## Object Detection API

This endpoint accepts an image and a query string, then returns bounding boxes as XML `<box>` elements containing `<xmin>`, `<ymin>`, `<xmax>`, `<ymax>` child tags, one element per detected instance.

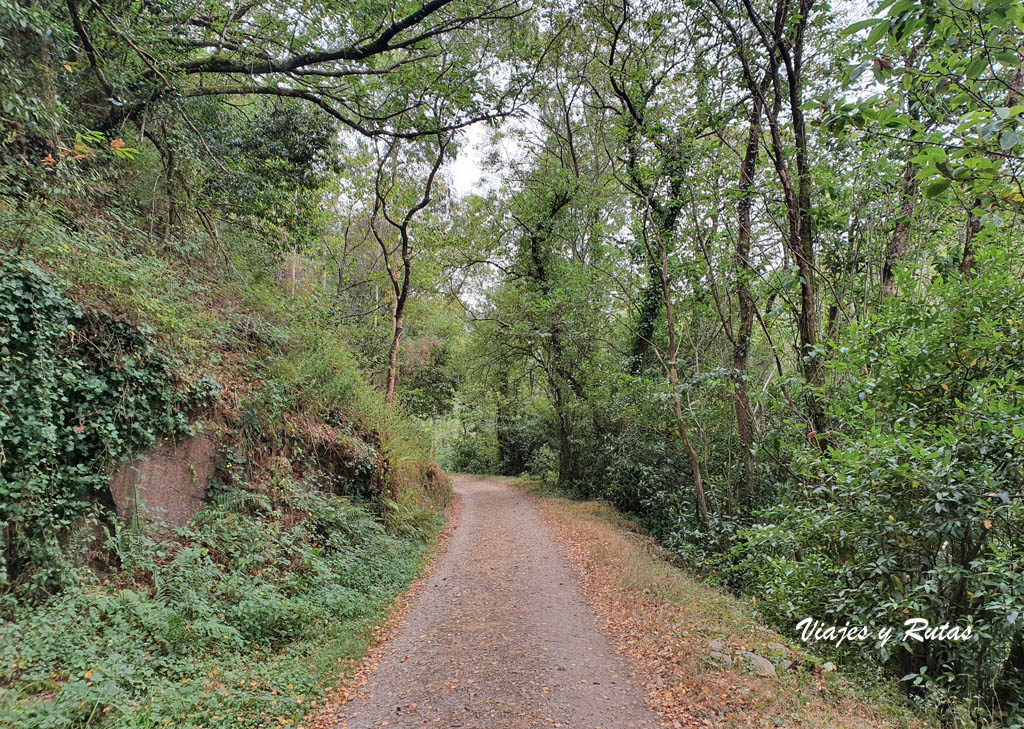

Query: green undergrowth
<box><xmin>7</xmin><ymin>202</ymin><xmax>427</xmax><ymax>461</ymax></box>
<box><xmin>1</xmin><ymin>154</ymin><xmax>451</xmax><ymax>728</ymax></box>
<box><xmin>16</xmin><ymin>215</ymin><xmax>389</xmax><ymax>426</ymax></box>
<box><xmin>0</xmin><ymin>475</ymin><xmax>442</xmax><ymax>729</ymax></box>
<box><xmin>2</xmin><ymin>200</ymin><xmax>444</xmax><ymax>547</ymax></box>
<box><xmin>512</xmin><ymin>476</ymin><xmax>931</xmax><ymax>728</ymax></box>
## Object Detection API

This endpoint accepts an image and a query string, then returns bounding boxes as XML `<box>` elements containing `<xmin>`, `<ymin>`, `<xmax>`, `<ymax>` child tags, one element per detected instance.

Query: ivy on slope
<box><xmin>0</xmin><ymin>252</ymin><xmax>218</xmax><ymax>591</ymax></box>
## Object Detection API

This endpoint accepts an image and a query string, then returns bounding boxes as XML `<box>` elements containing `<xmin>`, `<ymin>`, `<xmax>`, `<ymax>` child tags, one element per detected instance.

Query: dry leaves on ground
<box><xmin>529</xmin><ymin>493</ymin><xmax>923</xmax><ymax>729</ymax></box>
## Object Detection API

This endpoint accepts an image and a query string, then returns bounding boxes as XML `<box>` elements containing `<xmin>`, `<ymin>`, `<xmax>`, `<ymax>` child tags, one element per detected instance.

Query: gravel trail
<box><xmin>329</xmin><ymin>476</ymin><xmax>660</xmax><ymax>729</ymax></box>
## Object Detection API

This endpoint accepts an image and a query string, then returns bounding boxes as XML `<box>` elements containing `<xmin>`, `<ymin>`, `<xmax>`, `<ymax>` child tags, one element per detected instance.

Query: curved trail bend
<box><xmin>330</xmin><ymin>476</ymin><xmax>659</xmax><ymax>729</ymax></box>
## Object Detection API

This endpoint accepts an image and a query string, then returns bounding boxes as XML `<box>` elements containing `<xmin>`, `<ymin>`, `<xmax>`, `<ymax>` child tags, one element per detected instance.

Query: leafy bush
<box><xmin>447</xmin><ymin>428</ymin><xmax>499</xmax><ymax>474</ymax></box>
<box><xmin>496</xmin><ymin>408</ymin><xmax>550</xmax><ymax>476</ymax></box>
<box><xmin>198</xmin><ymin>98</ymin><xmax>342</xmax><ymax>245</ymax></box>
<box><xmin>526</xmin><ymin>445</ymin><xmax>559</xmax><ymax>488</ymax></box>
<box><xmin>729</xmin><ymin>252</ymin><xmax>1024</xmax><ymax>722</ymax></box>
<box><xmin>0</xmin><ymin>476</ymin><xmax>439</xmax><ymax>729</ymax></box>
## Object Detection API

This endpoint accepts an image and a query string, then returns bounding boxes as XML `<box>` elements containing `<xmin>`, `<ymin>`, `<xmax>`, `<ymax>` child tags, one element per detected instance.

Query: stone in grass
<box><xmin>709</xmin><ymin>650</ymin><xmax>733</xmax><ymax>666</ymax></box>
<box><xmin>740</xmin><ymin>651</ymin><xmax>777</xmax><ymax>677</ymax></box>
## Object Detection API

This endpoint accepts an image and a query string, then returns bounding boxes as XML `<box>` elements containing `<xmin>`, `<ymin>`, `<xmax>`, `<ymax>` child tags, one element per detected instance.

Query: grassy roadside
<box><xmin>305</xmin><ymin>484</ymin><xmax>463</xmax><ymax>729</ymax></box>
<box><xmin>516</xmin><ymin>478</ymin><xmax>932</xmax><ymax>729</ymax></box>
<box><xmin>0</xmin><ymin>481</ymin><xmax>449</xmax><ymax>729</ymax></box>
<box><xmin>1</xmin><ymin>222</ymin><xmax>452</xmax><ymax>728</ymax></box>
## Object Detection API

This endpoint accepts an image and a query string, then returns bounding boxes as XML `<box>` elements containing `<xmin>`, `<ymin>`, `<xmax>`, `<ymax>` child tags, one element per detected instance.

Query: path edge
<box><xmin>304</xmin><ymin>485</ymin><xmax>464</xmax><ymax>728</ymax></box>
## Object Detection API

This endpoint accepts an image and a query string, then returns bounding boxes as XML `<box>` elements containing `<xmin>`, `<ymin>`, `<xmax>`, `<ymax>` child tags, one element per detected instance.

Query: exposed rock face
<box><xmin>110</xmin><ymin>434</ymin><xmax>217</xmax><ymax>527</ymax></box>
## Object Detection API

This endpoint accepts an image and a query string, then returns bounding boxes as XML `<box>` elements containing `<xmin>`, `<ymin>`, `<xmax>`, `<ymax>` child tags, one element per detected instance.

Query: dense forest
<box><xmin>2</xmin><ymin>0</ymin><xmax>1023</xmax><ymax>725</ymax></box>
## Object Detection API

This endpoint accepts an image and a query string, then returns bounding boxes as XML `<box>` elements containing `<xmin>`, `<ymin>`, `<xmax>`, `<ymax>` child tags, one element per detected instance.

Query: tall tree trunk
<box><xmin>758</xmin><ymin>0</ymin><xmax>827</xmax><ymax>437</ymax></box>
<box><xmin>524</xmin><ymin>187</ymin><xmax>580</xmax><ymax>483</ymax></box>
<box><xmin>372</xmin><ymin>135</ymin><xmax>447</xmax><ymax>405</ymax></box>
<box><xmin>766</xmin><ymin>114</ymin><xmax>825</xmax><ymax>435</ymax></box>
<box><xmin>629</xmin><ymin>262</ymin><xmax>663</xmax><ymax>374</ymax></box>
<box><xmin>649</xmin><ymin>215</ymin><xmax>710</xmax><ymax>529</ymax></box>
<box><xmin>384</xmin><ymin>231</ymin><xmax>412</xmax><ymax>405</ymax></box>
<box><xmin>882</xmin><ymin>158</ymin><xmax>919</xmax><ymax>296</ymax></box>
<box><xmin>385</xmin><ymin>313</ymin><xmax>403</xmax><ymax>405</ymax></box>
<box><xmin>882</xmin><ymin>70</ymin><xmax>921</xmax><ymax>297</ymax></box>
<box><xmin>791</xmin><ymin>45</ymin><xmax>826</xmax><ymax>436</ymax></box>
<box><xmin>667</xmin><ymin>362</ymin><xmax>710</xmax><ymax>527</ymax></box>
<box><xmin>960</xmin><ymin>208</ymin><xmax>982</xmax><ymax>280</ymax></box>
<box><xmin>731</xmin><ymin>83</ymin><xmax>766</xmax><ymax>507</ymax></box>
<box><xmin>553</xmin><ymin>388</ymin><xmax>577</xmax><ymax>486</ymax></box>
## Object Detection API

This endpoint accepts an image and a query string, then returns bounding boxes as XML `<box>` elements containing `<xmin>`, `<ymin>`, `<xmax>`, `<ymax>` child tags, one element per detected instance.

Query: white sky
<box><xmin>448</xmin><ymin>123</ymin><xmax>491</xmax><ymax>197</ymax></box>
<box><xmin>447</xmin><ymin>117</ymin><xmax>534</xmax><ymax>198</ymax></box>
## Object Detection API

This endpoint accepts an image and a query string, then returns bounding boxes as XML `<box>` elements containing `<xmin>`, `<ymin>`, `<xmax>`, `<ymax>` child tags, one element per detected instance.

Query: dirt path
<box><xmin>327</xmin><ymin>477</ymin><xmax>660</xmax><ymax>729</ymax></box>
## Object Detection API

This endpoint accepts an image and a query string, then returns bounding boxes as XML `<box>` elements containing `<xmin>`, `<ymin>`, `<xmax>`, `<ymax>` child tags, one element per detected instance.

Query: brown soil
<box><xmin>322</xmin><ymin>477</ymin><xmax>661</xmax><ymax>729</ymax></box>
